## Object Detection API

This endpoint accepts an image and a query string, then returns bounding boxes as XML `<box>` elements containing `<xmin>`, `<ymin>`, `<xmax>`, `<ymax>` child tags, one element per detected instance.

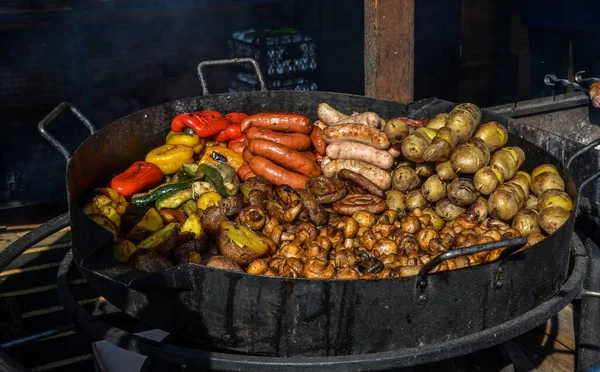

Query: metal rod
<box><xmin>38</xmin><ymin>102</ymin><xmax>96</xmax><ymax>161</ymax></box>
<box><xmin>0</xmin><ymin>214</ymin><xmax>70</xmax><ymax>272</ymax></box>
<box><xmin>566</xmin><ymin>138</ymin><xmax>600</xmax><ymax>170</ymax></box>
<box><xmin>582</xmin><ymin>290</ymin><xmax>600</xmax><ymax>298</ymax></box>
<box><xmin>0</xmin><ymin>324</ymin><xmax>74</xmax><ymax>349</ymax></box>
<box><xmin>417</xmin><ymin>237</ymin><xmax>528</xmax><ymax>286</ymax></box>
<box><xmin>197</xmin><ymin>58</ymin><xmax>266</xmax><ymax>96</ymax></box>
<box><xmin>544</xmin><ymin>74</ymin><xmax>590</xmax><ymax>93</ymax></box>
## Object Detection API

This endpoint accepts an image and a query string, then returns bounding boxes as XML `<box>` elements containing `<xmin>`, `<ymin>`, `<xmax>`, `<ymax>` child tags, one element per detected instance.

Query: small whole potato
<box><xmin>421</xmin><ymin>175</ymin><xmax>447</xmax><ymax>202</ymax></box>
<box><xmin>531</xmin><ymin>171</ymin><xmax>566</xmax><ymax>197</ymax></box>
<box><xmin>473</xmin><ymin>121</ymin><xmax>508</xmax><ymax>153</ymax></box>
<box><xmin>512</xmin><ymin>208</ymin><xmax>540</xmax><ymax>237</ymax></box>
<box><xmin>426</xmin><ymin>113</ymin><xmax>449</xmax><ymax>130</ymax></box>
<box><xmin>488</xmin><ymin>184</ymin><xmax>522</xmax><ymax>221</ymax></box>
<box><xmin>538</xmin><ymin>189</ymin><xmax>573</xmax><ymax>212</ymax></box>
<box><xmin>538</xmin><ymin>206</ymin><xmax>571</xmax><ymax>234</ymax></box>
<box><xmin>435</xmin><ymin>198</ymin><xmax>467</xmax><ymax>221</ymax></box>
<box><xmin>532</xmin><ymin>164</ymin><xmax>559</xmax><ymax>179</ymax></box>
<box><xmin>468</xmin><ymin>196</ymin><xmax>489</xmax><ymax>223</ymax></box>
<box><xmin>385</xmin><ymin>190</ymin><xmax>407</xmax><ymax>212</ymax></box>
<box><xmin>447</xmin><ymin>178</ymin><xmax>479</xmax><ymax>207</ymax></box>
<box><xmin>436</xmin><ymin>161</ymin><xmax>458</xmax><ymax>181</ymax></box>
<box><xmin>384</xmin><ymin>118</ymin><xmax>410</xmax><ymax>150</ymax></box>
<box><xmin>450</xmin><ymin>138</ymin><xmax>490</xmax><ymax>174</ymax></box>
<box><xmin>525</xmin><ymin>194</ymin><xmax>539</xmax><ymax>210</ymax></box>
<box><xmin>474</xmin><ymin>166</ymin><xmax>501</xmax><ymax>195</ymax></box>
<box><xmin>391</xmin><ymin>163</ymin><xmax>421</xmax><ymax>192</ymax></box>
<box><xmin>416</xmin><ymin>162</ymin><xmax>436</xmax><ymax>178</ymax></box>
<box><xmin>406</xmin><ymin>190</ymin><xmax>429</xmax><ymax>211</ymax></box>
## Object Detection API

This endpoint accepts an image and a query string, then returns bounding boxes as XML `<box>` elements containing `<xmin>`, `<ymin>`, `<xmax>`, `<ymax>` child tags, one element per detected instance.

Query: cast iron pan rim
<box><xmin>59</xmin><ymin>236</ymin><xmax>587</xmax><ymax>370</ymax></box>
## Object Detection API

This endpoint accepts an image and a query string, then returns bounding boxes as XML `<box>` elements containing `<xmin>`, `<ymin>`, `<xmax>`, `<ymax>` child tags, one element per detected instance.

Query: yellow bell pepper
<box><xmin>165</xmin><ymin>130</ymin><xmax>201</xmax><ymax>147</ymax></box>
<box><xmin>193</xmin><ymin>138</ymin><xmax>206</xmax><ymax>154</ymax></box>
<box><xmin>198</xmin><ymin>147</ymin><xmax>244</xmax><ymax>171</ymax></box>
<box><xmin>145</xmin><ymin>144</ymin><xmax>194</xmax><ymax>175</ymax></box>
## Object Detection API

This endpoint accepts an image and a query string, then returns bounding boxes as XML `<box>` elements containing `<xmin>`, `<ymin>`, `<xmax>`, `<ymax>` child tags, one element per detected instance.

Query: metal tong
<box><xmin>544</xmin><ymin>74</ymin><xmax>590</xmax><ymax>93</ymax></box>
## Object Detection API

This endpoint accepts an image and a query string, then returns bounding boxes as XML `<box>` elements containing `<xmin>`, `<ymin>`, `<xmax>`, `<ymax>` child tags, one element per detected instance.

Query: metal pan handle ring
<box><xmin>414</xmin><ymin>237</ymin><xmax>528</xmax><ymax>304</ymax></box>
<box><xmin>565</xmin><ymin>137</ymin><xmax>600</xmax><ymax>212</ymax></box>
<box><xmin>197</xmin><ymin>58</ymin><xmax>267</xmax><ymax>96</ymax></box>
<box><xmin>38</xmin><ymin>102</ymin><xmax>96</xmax><ymax>161</ymax></box>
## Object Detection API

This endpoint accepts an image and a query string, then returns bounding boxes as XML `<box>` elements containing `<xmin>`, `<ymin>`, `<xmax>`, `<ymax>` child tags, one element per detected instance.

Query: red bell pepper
<box><xmin>170</xmin><ymin>111</ymin><xmax>230</xmax><ymax>137</ymax></box>
<box><xmin>225</xmin><ymin>112</ymin><xmax>248</xmax><ymax>124</ymax></box>
<box><xmin>214</xmin><ymin>123</ymin><xmax>243</xmax><ymax>142</ymax></box>
<box><xmin>110</xmin><ymin>161</ymin><xmax>164</xmax><ymax>197</ymax></box>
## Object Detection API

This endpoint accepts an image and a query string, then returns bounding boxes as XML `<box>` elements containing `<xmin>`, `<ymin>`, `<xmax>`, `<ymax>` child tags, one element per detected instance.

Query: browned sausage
<box><xmin>248</xmin><ymin>156</ymin><xmax>308</xmax><ymax>188</ymax></box>
<box><xmin>322</xmin><ymin>159</ymin><xmax>392</xmax><ymax>190</ymax></box>
<box><xmin>237</xmin><ymin>163</ymin><xmax>256</xmax><ymax>181</ymax></box>
<box><xmin>242</xmin><ymin>147</ymin><xmax>254</xmax><ymax>163</ymax></box>
<box><xmin>241</xmin><ymin>113</ymin><xmax>312</xmax><ymax>134</ymax></box>
<box><xmin>322</xmin><ymin>124</ymin><xmax>390</xmax><ymax>149</ymax></box>
<box><xmin>247</xmin><ymin>139</ymin><xmax>321</xmax><ymax>177</ymax></box>
<box><xmin>325</xmin><ymin>141</ymin><xmax>394</xmax><ymax>169</ymax></box>
<box><xmin>244</xmin><ymin>127</ymin><xmax>312</xmax><ymax>151</ymax></box>
<box><xmin>310</xmin><ymin>125</ymin><xmax>327</xmax><ymax>155</ymax></box>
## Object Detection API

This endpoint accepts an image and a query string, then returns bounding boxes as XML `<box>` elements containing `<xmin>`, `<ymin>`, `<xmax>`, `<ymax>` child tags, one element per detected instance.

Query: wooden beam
<box><xmin>364</xmin><ymin>0</ymin><xmax>415</xmax><ymax>102</ymax></box>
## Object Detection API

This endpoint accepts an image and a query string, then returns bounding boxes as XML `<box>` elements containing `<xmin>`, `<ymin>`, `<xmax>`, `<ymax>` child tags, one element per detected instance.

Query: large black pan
<box><xmin>38</xmin><ymin>65</ymin><xmax>581</xmax><ymax>358</ymax></box>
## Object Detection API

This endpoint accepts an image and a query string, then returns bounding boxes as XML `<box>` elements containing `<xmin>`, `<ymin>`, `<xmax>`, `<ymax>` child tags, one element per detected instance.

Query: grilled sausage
<box><xmin>244</xmin><ymin>127</ymin><xmax>311</xmax><ymax>151</ymax></box>
<box><xmin>310</xmin><ymin>125</ymin><xmax>327</xmax><ymax>155</ymax></box>
<box><xmin>317</xmin><ymin>103</ymin><xmax>349</xmax><ymax>125</ymax></box>
<box><xmin>248</xmin><ymin>156</ymin><xmax>308</xmax><ymax>189</ymax></box>
<box><xmin>323</xmin><ymin>124</ymin><xmax>390</xmax><ymax>149</ymax></box>
<box><xmin>237</xmin><ymin>163</ymin><xmax>256</xmax><ymax>181</ymax></box>
<box><xmin>322</xmin><ymin>159</ymin><xmax>392</xmax><ymax>190</ymax></box>
<box><xmin>330</xmin><ymin>112</ymin><xmax>381</xmax><ymax>128</ymax></box>
<box><xmin>247</xmin><ymin>139</ymin><xmax>321</xmax><ymax>177</ymax></box>
<box><xmin>241</xmin><ymin>113</ymin><xmax>312</xmax><ymax>134</ymax></box>
<box><xmin>242</xmin><ymin>147</ymin><xmax>254</xmax><ymax>163</ymax></box>
<box><xmin>325</xmin><ymin>142</ymin><xmax>394</xmax><ymax>169</ymax></box>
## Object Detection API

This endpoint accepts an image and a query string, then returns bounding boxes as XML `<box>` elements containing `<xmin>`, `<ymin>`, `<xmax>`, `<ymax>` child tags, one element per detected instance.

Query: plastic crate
<box><xmin>228</xmin><ymin>28</ymin><xmax>318</xmax><ymax>92</ymax></box>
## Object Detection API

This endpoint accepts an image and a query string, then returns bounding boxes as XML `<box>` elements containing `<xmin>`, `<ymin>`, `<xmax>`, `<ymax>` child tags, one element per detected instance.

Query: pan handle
<box><xmin>565</xmin><ymin>137</ymin><xmax>600</xmax><ymax>212</ymax></box>
<box><xmin>414</xmin><ymin>237</ymin><xmax>528</xmax><ymax>304</ymax></box>
<box><xmin>197</xmin><ymin>58</ymin><xmax>267</xmax><ymax>95</ymax></box>
<box><xmin>38</xmin><ymin>102</ymin><xmax>96</xmax><ymax>161</ymax></box>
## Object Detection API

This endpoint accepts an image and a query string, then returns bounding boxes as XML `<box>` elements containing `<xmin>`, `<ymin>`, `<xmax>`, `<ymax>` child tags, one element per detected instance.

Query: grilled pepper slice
<box><xmin>199</xmin><ymin>147</ymin><xmax>244</xmax><ymax>171</ymax></box>
<box><xmin>145</xmin><ymin>144</ymin><xmax>194</xmax><ymax>175</ymax></box>
<box><xmin>109</xmin><ymin>161</ymin><xmax>164</xmax><ymax>197</ymax></box>
<box><xmin>225</xmin><ymin>112</ymin><xmax>248</xmax><ymax>124</ymax></box>
<box><xmin>171</xmin><ymin>111</ymin><xmax>230</xmax><ymax>138</ymax></box>
<box><xmin>131</xmin><ymin>179</ymin><xmax>195</xmax><ymax>205</ymax></box>
<box><xmin>165</xmin><ymin>130</ymin><xmax>201</xmax><ymax>147</ymax></box>
<box><xmin>214</xmin><ymin>123</ymin><xmax>243</xmax><ymax>142</ymax></box>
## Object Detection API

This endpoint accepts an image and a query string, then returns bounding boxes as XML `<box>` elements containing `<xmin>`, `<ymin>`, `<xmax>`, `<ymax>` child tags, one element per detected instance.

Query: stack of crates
<box><xmin>228</xmin><ymin>28</ymin><xmax>318</xmax><ymax>92</ymax></box>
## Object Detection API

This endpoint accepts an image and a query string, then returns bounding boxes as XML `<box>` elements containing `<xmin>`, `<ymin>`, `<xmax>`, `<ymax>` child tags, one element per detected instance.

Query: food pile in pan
<box><xmin>83</xmin><ymin>103</ymin><xmax>573</xmax><ymax>278</ymax></box>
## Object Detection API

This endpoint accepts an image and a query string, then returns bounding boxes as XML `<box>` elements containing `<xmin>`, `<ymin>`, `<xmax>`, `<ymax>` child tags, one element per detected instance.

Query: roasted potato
<box><xmin>113</xmin><ymin>239</ymin><xmax>137</xmax><ymax>263</ymax></box>
<box><xmin>401</xmin><ymin>128</ymin><xmax>436</xmax><ymax>163</ymax></box>
<box><xmin>473</xmin><ymin>121</ymin><xmax>508</xmax><ymax>152</ymax></box>
<box><xmin>447</xmin><ymin>178</ymin><xmax>479</xmax><ymax>207</ymax></box>
<box><xmin>445</xmin><ymin>103</ymin><xmax>482</xmax><ymax>143</ymax></box>
<box><xmin>435</xmin><ymin>198</ymin><xmax>466</xmax><ymax>221</ymax></box>
<box><xmin>538</xmin><ymin>206</ymin><xmax>570</xmax><ymax>234</ymax></box>
<box><xmin>421</xmin><ymin>175</ymin><xmax>446</xmax><ymax>203</ymax></box>
<box><xmin>218</xmin><ymin>221</ymin><xmax>269</xmax><ymax>265</ymax></box>
<box><xmin>450</xmin><ymin>137</ymin><xmax>490</xmax><ymax>174</ymax></box>
<box><xmin>384</xmin><ymin>118</ymin><xmax>410</xmax><ymax>150</ymax></box>
<box><xmin>88</xmin><ymin>214</ymin><xmax>120</xmax><ymax>241</ymax></box>
<box><xmin>391</xmin><ymin>163</ymin><xmax>421</xmax><ymax>192</ymax></box>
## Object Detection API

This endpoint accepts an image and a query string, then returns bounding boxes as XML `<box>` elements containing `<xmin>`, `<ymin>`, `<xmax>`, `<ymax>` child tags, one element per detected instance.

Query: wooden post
<box><xmin>364</xmin><ymin>0</ymin><xmax>415</xmax><ymax>102</ymax></box>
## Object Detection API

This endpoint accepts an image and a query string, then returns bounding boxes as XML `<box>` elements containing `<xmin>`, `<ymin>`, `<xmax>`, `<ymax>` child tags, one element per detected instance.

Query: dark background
<box><xmin>0</xmin><ymin>0</ymin><xmax>592</xmax><ymax>211</ymax></box>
